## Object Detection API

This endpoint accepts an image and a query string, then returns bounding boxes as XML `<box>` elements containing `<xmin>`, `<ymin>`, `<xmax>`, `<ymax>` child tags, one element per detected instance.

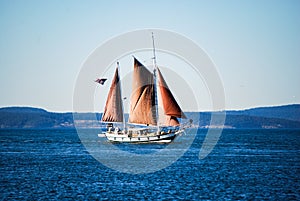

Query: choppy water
<box><xmin>0</xmin><ymin>129</ymin><xmax>299</xmax><ymax>200</ymax></box>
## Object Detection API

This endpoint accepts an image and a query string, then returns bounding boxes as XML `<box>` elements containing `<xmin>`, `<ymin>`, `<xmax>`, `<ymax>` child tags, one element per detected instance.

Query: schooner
<box><xmin>97</xmin><ymin>34</ymin><xmax>189</xmax><ymax>143</ymax></box>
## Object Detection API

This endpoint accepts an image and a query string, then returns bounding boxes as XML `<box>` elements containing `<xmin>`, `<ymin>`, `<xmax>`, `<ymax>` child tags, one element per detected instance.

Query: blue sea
<box><xmin>1</xmin><ymin>129</ymin><xmax>299</xmax><ymax>200</ymax></box>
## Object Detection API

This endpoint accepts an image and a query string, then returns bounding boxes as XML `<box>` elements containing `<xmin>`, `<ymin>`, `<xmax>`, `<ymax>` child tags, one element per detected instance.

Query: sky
<box><xmin>0</xmin><ymin>0</ymin><xmax>299</xmax><ymax>112</ymax></box>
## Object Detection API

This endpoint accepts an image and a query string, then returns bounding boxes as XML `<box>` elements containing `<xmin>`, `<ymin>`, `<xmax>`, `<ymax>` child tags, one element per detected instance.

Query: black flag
<box><xmin>95</xmin><ymin>78</ymin><xmax>107</xmax><ymax>85</ymax></box>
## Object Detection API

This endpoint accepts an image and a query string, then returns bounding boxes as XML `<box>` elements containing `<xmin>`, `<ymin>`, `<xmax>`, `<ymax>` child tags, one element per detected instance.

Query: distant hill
<box><xmin>0</xmin><ymin>107</ymin><xmax>73</xmax><ymax>129</ymax></box>
<box><xmin>186</xmin><ymin>109</ymin><xmax>300</xmax><ymax>129</ymax></box>
<box><xmin>0</xmin><ymin>105</ymin><xmax>299</xmax><ymax>129</ymax></box>
<box><xmin>226</xmin><ymin>104</ymin><xmax>300</xmax><ymax>122</ymax></box>
<box><xmin>0</xmin><ymin>107</ymin><xmax>48</xmax><ymax>114</ymax></box>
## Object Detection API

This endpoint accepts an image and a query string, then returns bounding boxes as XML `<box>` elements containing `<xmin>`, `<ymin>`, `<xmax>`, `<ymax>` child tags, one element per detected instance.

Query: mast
<box><xmin>152</xmin><ymin>32</ymin><xmax>160</xmax><ymax>132</ymax></box>
<box><xmin>152</xmin><ymin>32</ymin><xmax>157</xmax><ymax>70</ymax></box>
<box><xmin>117</xmin><ymin>61</ymin><xmax>126</xmax><ymax>133</ymax></box>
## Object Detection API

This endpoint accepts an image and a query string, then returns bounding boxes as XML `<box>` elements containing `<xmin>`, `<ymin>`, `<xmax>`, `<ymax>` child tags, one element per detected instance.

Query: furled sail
<box><xmin>129</xmin><ymin>58</ymin><xmax>157</xmax><ymax>125</ymax></box>
<box><xmin>157</xmin><ymin>67</ymin><xmax>186</xmax><ymax>126</ymax></box>
<box><xmin>101</xmin><ymin>67</ymin><xmax>123</xmax><ymax>122</ymax></box>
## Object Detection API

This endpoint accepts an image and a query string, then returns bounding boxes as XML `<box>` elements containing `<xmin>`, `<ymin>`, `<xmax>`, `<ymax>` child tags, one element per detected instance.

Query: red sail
<box><xmin>157</xmin><ymin>68</ymin><xmax>186</xmax><ymax>126</ymax></box>
<box><xmin>101</xmin><ymin>67</ymin><xmax>123</xmax><ymax>122</ymax></box>
<box><xmin>129</xmin><ymin>58</ymin><xmax>157</xmax><ymax>125</ymax></box>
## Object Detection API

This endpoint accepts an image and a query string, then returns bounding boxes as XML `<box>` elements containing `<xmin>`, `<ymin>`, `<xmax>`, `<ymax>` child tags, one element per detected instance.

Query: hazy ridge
<box><xmin>0</xmin><ymin>105</ymin><xmax>299</xmax><ymax>129</ymax></box>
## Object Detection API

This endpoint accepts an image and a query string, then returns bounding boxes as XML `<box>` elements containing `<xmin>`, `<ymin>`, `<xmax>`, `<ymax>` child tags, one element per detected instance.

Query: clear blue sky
<box><xmin>0</xmin><ymin>0</ymin><xmax>299</xmax><ymax>112</ymax></box>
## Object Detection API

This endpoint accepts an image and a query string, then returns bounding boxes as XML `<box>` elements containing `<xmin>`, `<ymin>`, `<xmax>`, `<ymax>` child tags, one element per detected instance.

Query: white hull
<box><xmin>98</xmin><ymin>129</ymin><xmax>184</xmax><ymax>143</ymax></box>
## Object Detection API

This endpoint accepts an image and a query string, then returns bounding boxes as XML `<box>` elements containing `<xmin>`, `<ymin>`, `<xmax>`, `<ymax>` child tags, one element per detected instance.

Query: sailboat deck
<box><xmin>103</xmin><ymin>128</ymin><xmax>183</xmax><ymax>143</ymax></box>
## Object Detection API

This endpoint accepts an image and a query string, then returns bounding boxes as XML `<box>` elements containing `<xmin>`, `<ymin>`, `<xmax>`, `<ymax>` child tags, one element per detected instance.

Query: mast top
<box><xmin>152</xmin><ymin>32</ymin><xmax>157</xmax><ymax>70</ymax></box>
